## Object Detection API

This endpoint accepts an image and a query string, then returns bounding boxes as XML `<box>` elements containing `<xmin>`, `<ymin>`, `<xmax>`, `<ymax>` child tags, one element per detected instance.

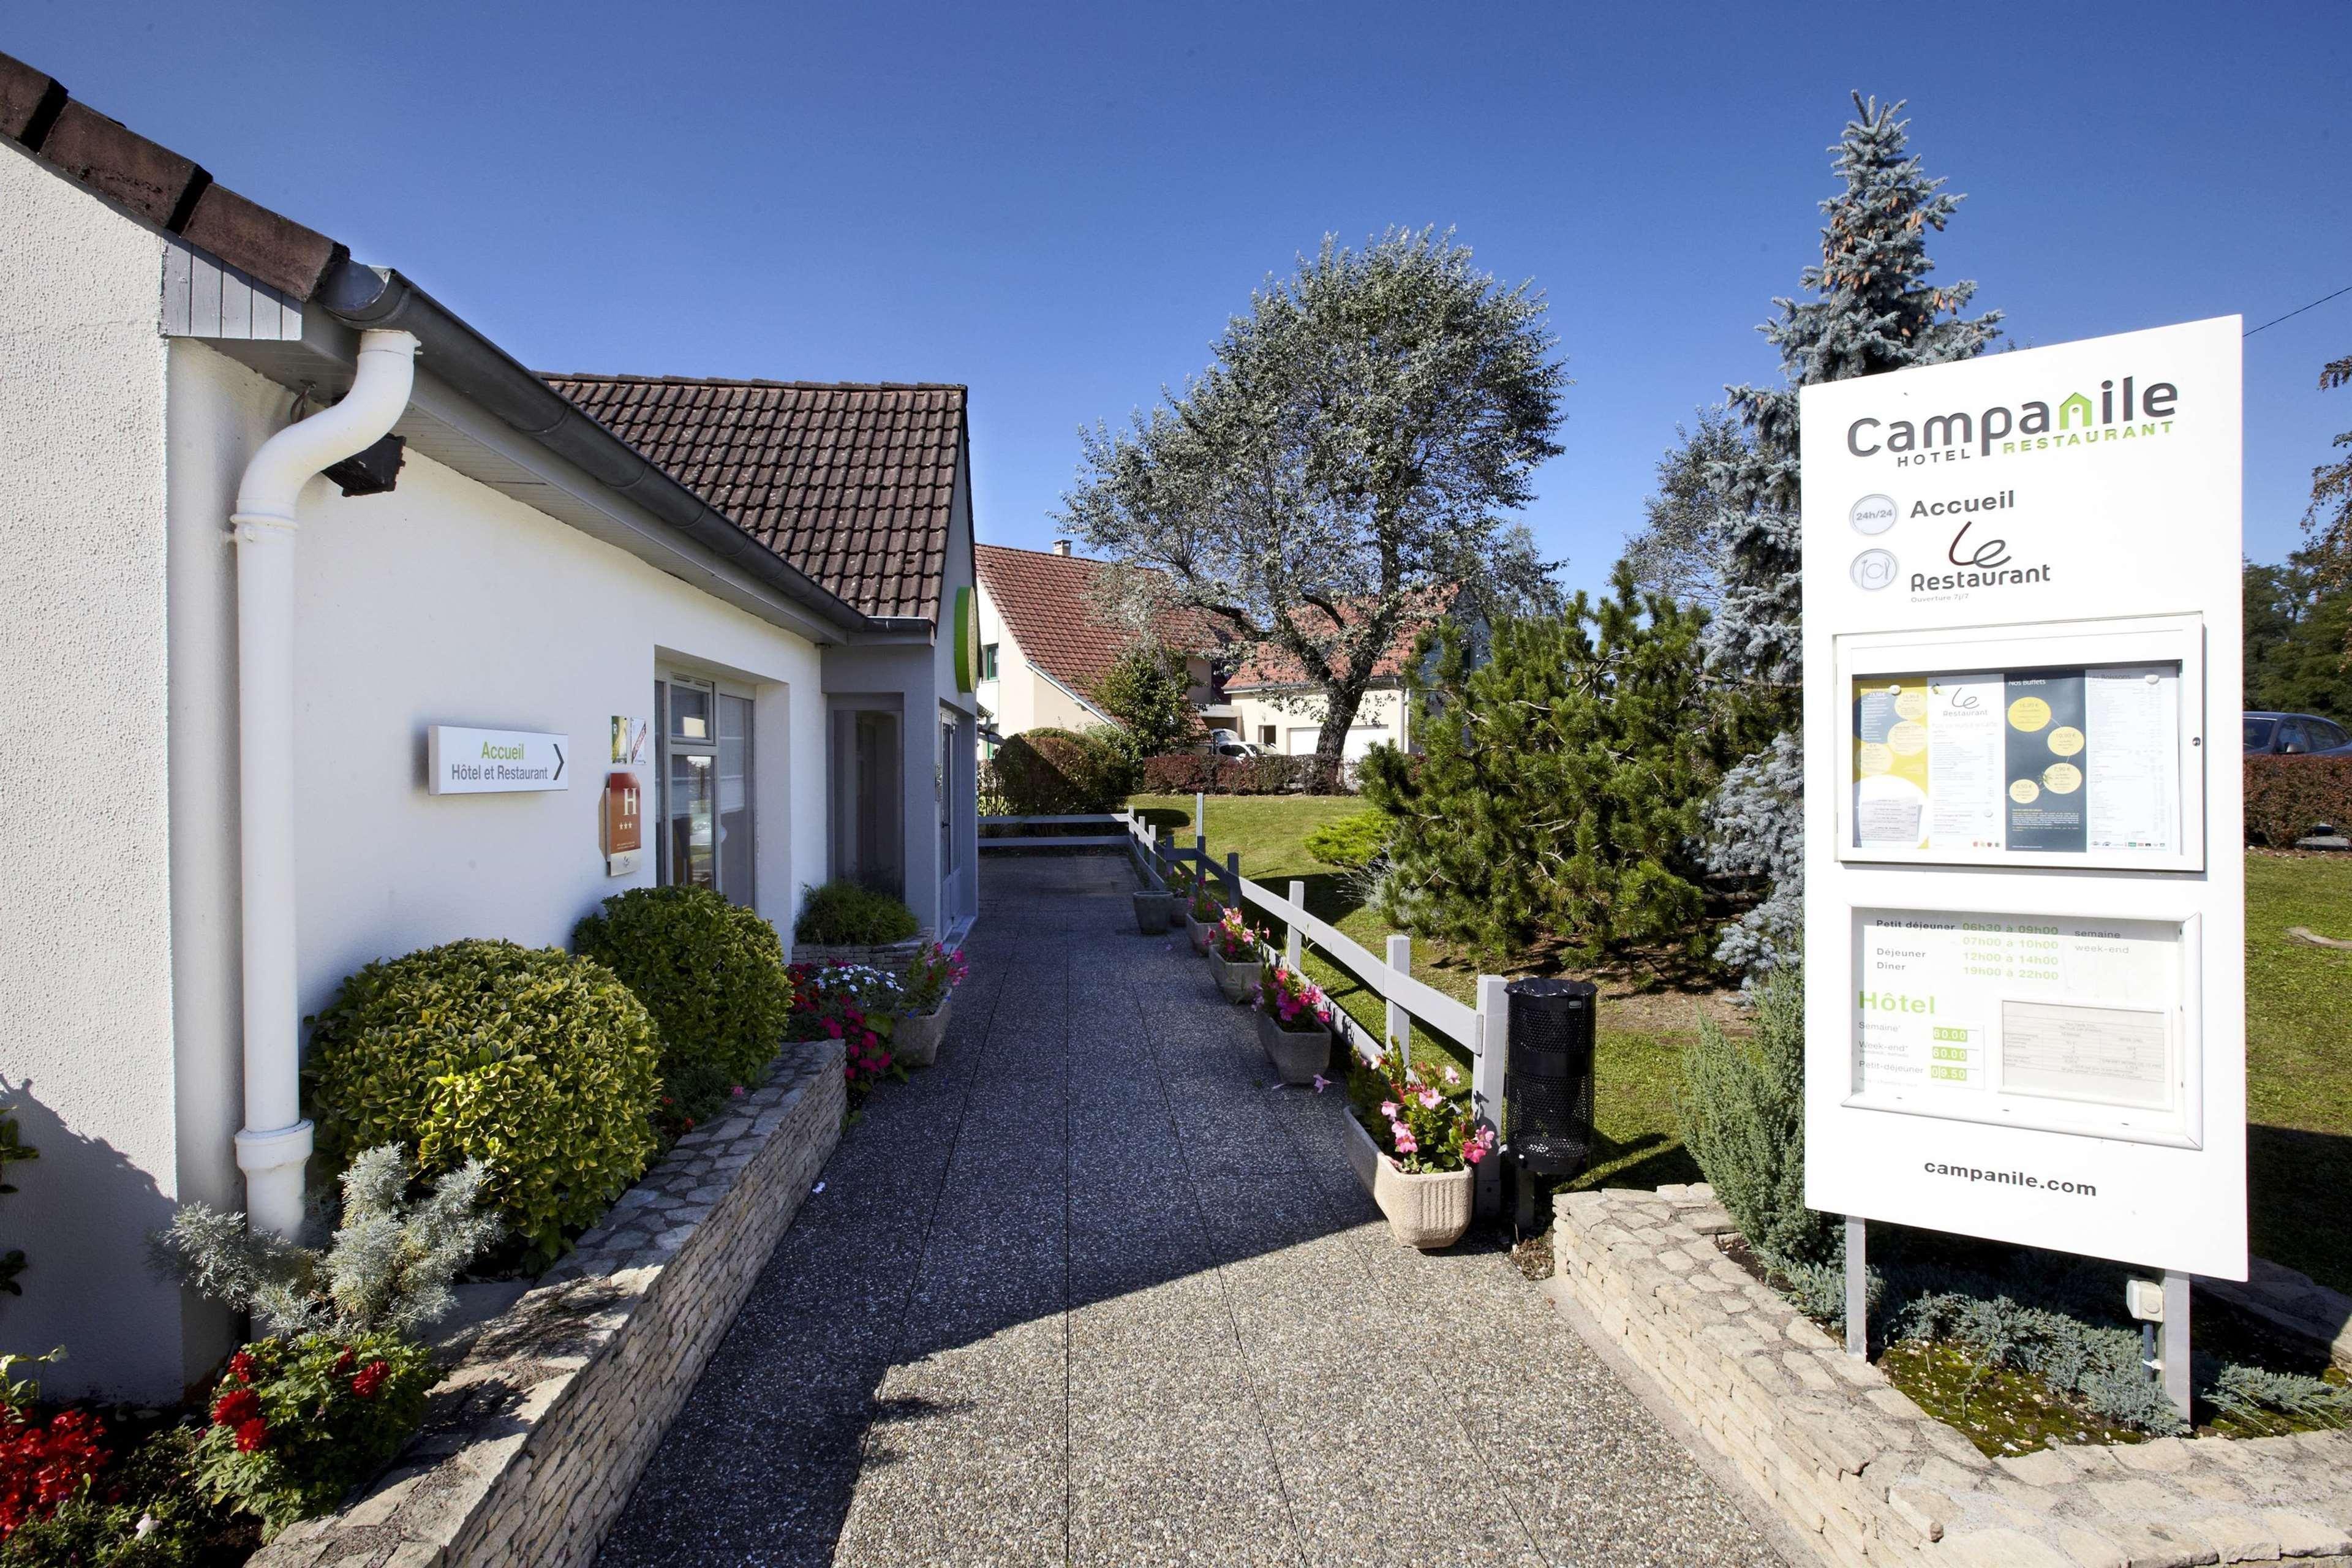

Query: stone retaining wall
<box><xmin>255</xmin><ymin>1039</ymin><xmax>846</xmax><ymax>1568</ymax></box>
<box><xmin>1551</xmin><ymin>1185</ymin><xmax>2352</xmax><ymax>1568</ymax></box>
<box><xmin>791</xmin><ymin>932</ymin><xmax>933</xmax><ymax>976</ymax></box>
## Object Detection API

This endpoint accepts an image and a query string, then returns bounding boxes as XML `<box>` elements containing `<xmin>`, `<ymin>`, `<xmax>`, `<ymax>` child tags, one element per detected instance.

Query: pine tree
<box><xmin>1702</xmin><ymin>95</ymin><xmax>2001</xmax><ymax>974</ymax></box>
<box><xmin>1360</xmin><ymin>564</ymin><xmax>1724</xmax><ymax>964</ymax></box>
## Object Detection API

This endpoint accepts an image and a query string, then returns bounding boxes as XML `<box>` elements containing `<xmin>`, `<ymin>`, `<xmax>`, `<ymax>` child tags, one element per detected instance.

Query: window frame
<box><xmin>655</xmin><ymin>670</ymin><xmax>756</xmax><ymax>905</ymax></box>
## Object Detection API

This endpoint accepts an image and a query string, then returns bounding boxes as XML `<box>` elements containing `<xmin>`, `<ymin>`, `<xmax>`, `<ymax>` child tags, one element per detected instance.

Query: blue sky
<box><xmin>14</xmin><ymin>2</ymin><xmax>2348</xmax><ymax>597</ymax></box>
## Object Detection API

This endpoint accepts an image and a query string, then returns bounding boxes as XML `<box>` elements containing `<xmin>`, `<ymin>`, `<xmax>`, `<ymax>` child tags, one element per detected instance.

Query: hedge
<box><xmin>1139</xmin><ymin>752</ymin><xmax>1351</xmax><ymax>796</ymax></box>
<box><xmin>573</xmin><ymin>884</ymin><xmax>794</xmax><ymax>1105</ymax></box>
<box><xmin>992</xmin><ymin>728</ymin><xmax>1133</xmax><ymax>813</ymax></box>
<box><xmin>2245</xmin><ymin>754</ymin><xmax>2352</xmax><ymax>846</ymax></box>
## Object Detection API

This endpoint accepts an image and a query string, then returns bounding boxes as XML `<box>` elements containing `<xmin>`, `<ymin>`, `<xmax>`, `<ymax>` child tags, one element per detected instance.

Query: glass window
<box><xmin>2280</xmin><ymin>720</ymin><xmax>2313</xmax><ymax>756</ymax></box>
<box><xmin>979</xmin><ymin>643</ymin><xmax>998</xmax><ymax>680</ymax></box>
<box><xmin>1258</xmin><ymin>725</ymin><xmax>1276</xmax><ymax>747</ymax></box>
<box><xmin>717</xmin><ymin>693</ymin><xmax>753</xmax><ymax>902</ymax></box>
<box><xmin>658</xmin><ymin>676</ymin><xmax>753</xmax><ymax>903</ymax></box>
<box><xmin>2243</xmin><ymin>716</ymin><xmax>2276</xmax><ymax>753</ymax></box>
<box><xmin>2313</xmin><ymin>720</ymin><xmax>2348</xmax><ymax>751</ymax></box>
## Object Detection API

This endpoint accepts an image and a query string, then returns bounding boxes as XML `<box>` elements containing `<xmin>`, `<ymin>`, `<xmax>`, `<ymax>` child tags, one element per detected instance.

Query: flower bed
<box><xmin>1550</xmin><ymin>1184</ymin><xmax>2352</xmax><ymax>1568</ymax></box>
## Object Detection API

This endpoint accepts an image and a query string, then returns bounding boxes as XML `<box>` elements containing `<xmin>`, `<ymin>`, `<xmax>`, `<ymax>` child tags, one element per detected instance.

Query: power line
<box><xmin>2244</xmin><ymin>284</ymin><xmax>2352</xmax><ymax>339</ymax></box>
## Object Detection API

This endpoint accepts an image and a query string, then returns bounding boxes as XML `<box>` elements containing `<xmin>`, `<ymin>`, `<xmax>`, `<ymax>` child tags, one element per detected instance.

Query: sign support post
<box><xmin>1844</xmin><ymin>1216</ymin><xmax>1868</xmax><ymax>1357</ymax></box>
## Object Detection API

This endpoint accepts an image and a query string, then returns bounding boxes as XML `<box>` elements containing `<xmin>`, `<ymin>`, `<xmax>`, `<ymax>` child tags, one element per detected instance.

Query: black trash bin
<box><xmin>1506</xmin><ymin>978</ymin><xmax>1596</xmax><ymax>1232</ymax></box>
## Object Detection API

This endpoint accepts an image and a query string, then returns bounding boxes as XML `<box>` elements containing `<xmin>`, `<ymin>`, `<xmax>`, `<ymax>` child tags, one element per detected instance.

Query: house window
<box><xmin>979</xmin><ymin>643</ymin><xmax>999</xmax><ymax>680</ymax></box>
<box><xmin>657</xmin><ymin>674</ymin><xmax>754</xmax><ymax>905</ymax></box>
<box><xmin>1259</xmin><ymin>725</ymin><xmax>1276</xmax><ymax>747</ymax></box>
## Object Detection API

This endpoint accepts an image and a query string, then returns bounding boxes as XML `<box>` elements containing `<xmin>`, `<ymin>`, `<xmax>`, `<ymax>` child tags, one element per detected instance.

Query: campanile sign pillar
<box><xmin>1800</xmin><ymin>317</ymin><xmax>2246</xmax><ymax>1415</ymax></box>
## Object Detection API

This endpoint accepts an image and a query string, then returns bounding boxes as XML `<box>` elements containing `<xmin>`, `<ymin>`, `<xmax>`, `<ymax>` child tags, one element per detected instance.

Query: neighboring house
<box><xmin>972</xmin><ymin>541</ymin><xmax>1223</xmax><ymax>749</ymax></box>
<box><xmin>1224</xmin><ymin>603</ymin><xmax>1450</xmax><ymax>761</ymax></box>
<box><xmin>0</xmin><ymin>53</ymin><xmax>978</xmax><ymax>1399</ymax></box>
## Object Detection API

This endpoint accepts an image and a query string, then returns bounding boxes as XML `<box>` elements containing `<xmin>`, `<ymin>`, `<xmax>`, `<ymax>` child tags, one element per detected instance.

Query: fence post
<box><xmin>1472</xmin><ymin>974</ymin><xmax>1508</xmax><ymax>1218</ymax></box>
<box><xmin>1195</xmin><ymin>790</ymin><xmax>1205</xmax><ymax>847</ymax></box>
<box><xmin>1224</xmin><ymin>851</ymin><xmax>1242</xmax><ymax>911</ymax></box>
<box><xmin>1385</xmin><ymin>935</ymin><xmax>1412</xmax><ymax>1071</ymax></box>
<box><xmin>1285</xmin><ymin>880</ymin><xmax>1305</xmax><ymax>967</ymax></box>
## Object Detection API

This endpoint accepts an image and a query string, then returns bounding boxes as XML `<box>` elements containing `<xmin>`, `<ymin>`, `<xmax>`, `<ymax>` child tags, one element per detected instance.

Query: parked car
<box><xmin>2244</xmin><ymin>711</ymin><xmax>2352</xmax><ymax>756</ymax></box>
<box><xmin>1204</xmin><ymin>733</ymin><xmax>1268</xmax><ymax>760</ymax></box>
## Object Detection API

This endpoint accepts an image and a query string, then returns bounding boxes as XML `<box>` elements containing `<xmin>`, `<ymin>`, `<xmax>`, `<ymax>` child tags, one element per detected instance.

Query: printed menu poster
<box><xmin>1924</xmin><ymin>673</ymin><xmax>2003</xmax><ymax>850</ymax></box>
<box><xmin>2002</xmin><ymin>672</ymin><xmax>2087</xmax><ymax>853</ymax></box>
<box><xmin>1853</xmin><ymin>678</ymin><xmax>1929</xmax><ymax>848</ymax></box>
<box><xmin>1853</xmin><ymin>910</ymin><xmax>2182</xmax><ymax>1123</ymax></box>
<box><xmin>2084</xmin><ymin>666</ymin><xmax>2179</xmax><ymax>853</ymax></box>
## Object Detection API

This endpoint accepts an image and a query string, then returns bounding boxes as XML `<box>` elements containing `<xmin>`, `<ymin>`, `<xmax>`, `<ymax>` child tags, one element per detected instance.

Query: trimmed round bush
<box><xmin>573</xmin><ymin>885</ymin><xmax>793</xmax><ymax>1096</ymax></box>
<box><xmin>305</xmin><ymin>939</ymin><xmax>661</xmax><ymax>1263</ymax></box>
<box><xmin>993</xmin><ymin>727</ymin><xmax>1131</xmax><ymax>814</ymax></box>
<box><xmin>794</xmin><ymin>879</ymin><xmax>919</xmax><ymax>946</ymax></box>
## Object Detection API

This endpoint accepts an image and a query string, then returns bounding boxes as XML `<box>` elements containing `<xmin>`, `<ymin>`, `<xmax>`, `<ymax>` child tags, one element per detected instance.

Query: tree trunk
<box><xmin>1313</xmin><ymin>677</ymin><xmax>1372</xmax><ymax>788</ymax></box>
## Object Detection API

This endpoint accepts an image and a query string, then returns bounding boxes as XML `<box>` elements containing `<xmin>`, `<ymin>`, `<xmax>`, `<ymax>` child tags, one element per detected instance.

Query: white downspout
<box><xmin>231</xmin><ymin>328</ymin><xmax>419</xmax><ymax>1238</ymax></box>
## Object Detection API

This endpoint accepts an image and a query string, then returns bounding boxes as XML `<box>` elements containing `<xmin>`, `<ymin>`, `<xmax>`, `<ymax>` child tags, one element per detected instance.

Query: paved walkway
<box><xmin>598</xmin><ymin>855</ymin><xmax>1779</xmax><ymax>1567</ymax></box>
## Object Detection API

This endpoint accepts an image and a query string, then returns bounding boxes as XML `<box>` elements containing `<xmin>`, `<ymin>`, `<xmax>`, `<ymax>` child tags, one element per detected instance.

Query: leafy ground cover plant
<box><xmin>793</xmin><ymin>881</ymin><xmax>919</xmax><ymax>946</ymax></box>
<box><xmin>900</xmin><ymin>942</ymin><xmax>968</xmax><ymax>1017</ymax></box>
<box><xmin>573</xmin><ymin>885</ymin><xmax>794</xmax><ymax>1122</ymax></box>
<box><xmin>193</xmin><ymin>1333</ymin><xmax>431</xmax><ymax>1540</ymax></box>
<box><xmin>1252</xmin><ymin>963</ymin><xmax>1333</xmax><ymax>1030</ymax></box>
<box><xmin>1351</xmin><ymin>1055</ymin><xmax>1493</xmax><ymax>1174</ymax></box>
<box><xmin>0</xmin><ymin>1420</ymin><xmax>254</xmax><ymax>1567</ymax></box>
<box><xmin>788</xmin><ymin>963</ymin><xmax>903</xmax><ymax>1100</ymax></box>
<box><xmin>1300</xmin><ymin>808</ymin><xmax>1390</xmax><ymax>870</ymax></box>
<box><xmin>304</xmin><ymin>940</ymin><xmax>660</xmax><ymax>1267</ymax></box>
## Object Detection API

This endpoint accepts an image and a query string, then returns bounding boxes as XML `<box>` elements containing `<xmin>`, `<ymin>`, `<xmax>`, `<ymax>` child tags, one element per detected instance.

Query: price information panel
<box><xmin>1851</xmin><ymin>662</ymin><xmax>2181</xmax><ymax>859</ymax></box>
<box><xmin>1852</xmin><ymin>908</ymin><xmax>2191</xmax><ymax>1144</ymax></box>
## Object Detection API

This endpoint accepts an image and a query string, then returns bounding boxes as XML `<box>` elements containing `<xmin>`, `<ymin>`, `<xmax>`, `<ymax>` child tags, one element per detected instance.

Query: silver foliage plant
<box><xmin>153</xmin><ymin>1145</ymin><xmax>500</xmax><ymax>1339</ymax></box>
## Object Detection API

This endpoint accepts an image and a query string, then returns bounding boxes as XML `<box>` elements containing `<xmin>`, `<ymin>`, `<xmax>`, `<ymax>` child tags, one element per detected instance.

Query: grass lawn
<box><xmin>1132</xmin><ymin>797</ymin><xmax>2352</xmax><ymax>1287</ymax></box>
<box><xmin>2243</xmin><ymin>851</ymin><xmax>2352</xmax><ymax>1296</ymax></box>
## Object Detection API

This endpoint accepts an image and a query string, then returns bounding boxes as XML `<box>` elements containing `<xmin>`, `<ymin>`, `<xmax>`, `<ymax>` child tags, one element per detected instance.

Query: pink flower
<box><xmin>1464</xmin><ymin>1142</ymin><xmax>1485</xmax><ymax>1166</ymax></box>
<box><xmin>1311</xmin><ymin>1075</ymin><xmax>1329</xmax><ymax>1094</ymax></box>
<box><xmin>1442</xmin><ymin>1065</ymin><xmax>1461</xmax><ymax>1085</ymax></box>
<box><xmin>1393</xmin><ymin>1127</ymin><xmax>1419</xmax><ymax>1155</ymax></box>
<box><xmin>1418</xmin><ymin>1088</ymin><xmax>1441</xmax><ymax>1109</ymax></box>
<box><xmin>731</xmin><ymin>1085</ymin><xmax>746</xmax><ymax>1098</ymax></box>
<box><xmin>1379</xmin><ymin>1101</ymin><xmax>1400</xmax><ymax>1120</ymax></box>
<box><xmin>824</xmin><ymin>1019</ymin><xmax>844</xmax><ymax>1039</ymax></box>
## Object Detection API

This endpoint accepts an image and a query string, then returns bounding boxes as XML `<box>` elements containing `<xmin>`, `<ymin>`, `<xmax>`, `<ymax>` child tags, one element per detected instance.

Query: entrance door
<box><xmin>831</xmin><ymin>707</ymin><xmax>903</xmax><ymax>898</ymax></box>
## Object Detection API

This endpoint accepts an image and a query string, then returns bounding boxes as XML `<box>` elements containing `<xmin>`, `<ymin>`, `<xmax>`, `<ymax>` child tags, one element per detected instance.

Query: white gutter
<box><xmin>230</xmin><ymin>328</ymin><xmax>419</xmax><ymax>1238</ymax></box>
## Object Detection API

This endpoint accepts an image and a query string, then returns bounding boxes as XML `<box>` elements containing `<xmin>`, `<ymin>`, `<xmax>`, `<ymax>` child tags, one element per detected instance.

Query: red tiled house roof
<box><xmin>973</xmin><ymin>544</ymin><xmax>1217</xmax><ymax>701</ymax></box>
<box><xmin>541</xmin><ymin>375</ymin><xmax>967</xmax><ymax>624</ymax></box>
<box><xmin>1223</xmin><ymin>597</ymin><xmax>1448</xmax><ymax>692</ymax></box>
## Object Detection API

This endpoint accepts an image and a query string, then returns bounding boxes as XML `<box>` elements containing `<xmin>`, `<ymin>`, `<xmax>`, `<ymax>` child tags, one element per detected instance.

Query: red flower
<box><xmin>351</xmin><ymin>1360</ymin><xmax>391</xmax><ymax>1400</ymax></box>
<box><xmin>334</xmin><ymin>1347</ymin><xmax>356</xmax><ymax>1374</ymax></box>
<box><xmin>232</xmin><ymin>1417</ymin><xmax>269</xmax><ymax>1453</ymax></box>
<box><xmin>209</xmin><ymin>1388</ymin><xmax>262</xmax><ymax>1429</ymax></box>
<box><xmin>225</xmin><ymin>1350</ymin><xmax>256</xmax><ymax>1384</ymax></box>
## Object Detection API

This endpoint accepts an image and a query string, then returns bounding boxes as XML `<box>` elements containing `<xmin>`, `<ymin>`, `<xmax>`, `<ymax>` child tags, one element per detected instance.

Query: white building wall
<box><xmin>0</xmin><ymin>141</ymin><xmax>186</xmax><ymax>1398</ymax></box>
<box><xmin>1231</xmin><ymin>684</ymin><xmax>1409</xmax><ymax>758</ymax></box>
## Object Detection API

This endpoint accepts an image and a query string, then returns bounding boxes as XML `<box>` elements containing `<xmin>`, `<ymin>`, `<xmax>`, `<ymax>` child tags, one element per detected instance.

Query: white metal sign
<box><xmin>1801</xmin><ymin>317</ymin><xmax>2245</xmax><ymax>1282</ymax></box>
<box><xmin>427</xmin><ymin>726</ymin><xmax>570</xmax><ymax>794</ymax></box>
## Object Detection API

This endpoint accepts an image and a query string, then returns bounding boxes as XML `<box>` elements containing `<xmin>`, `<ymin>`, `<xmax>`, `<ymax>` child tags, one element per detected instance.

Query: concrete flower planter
<box><xmin>1132</xmin><ymin>891</ymin><xmax>1177</xmax><ymax>934</ymax></box>
<box><xmin>894</xmin><ymin>997</ymin><xmax>950</xmax><ymax>1068</ymax></box>
<box><xmin>1184</xmin><ymin>911</ymin><xmax>1219</xmax><ymax>954</ymax></box>
<box><xmin>1341</xmin><ymin>1110</ymin><xmax>1472</xmax><ymax>1250</ymax></box>
<box><xmin>1255</xmin><ymin>1012</ymin><xmax>1329</xmax><ymax>1085</ymax></box>
<box><xmin>1207</xmin><ymin>951</ymin><xmax>1261</xmax><ymax>1003</ymax></box>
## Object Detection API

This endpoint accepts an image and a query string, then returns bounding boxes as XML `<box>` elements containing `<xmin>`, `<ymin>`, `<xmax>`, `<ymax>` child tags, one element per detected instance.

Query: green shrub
<box><xmin>992</xmin><ymin>728</ymin><xmax>1131</xmax><ymax>814</ymax></box>
<box><xmin>574</xmin><ymin>886</ymin><xmax>794</xmax><ymax>1107</ymax></box>
<box><xmin>793</xmin><ymin>880</ymin><xmax>919</xmax><ymax>946</ymax></box>
<box><xmin>1303</xmin><ymin>809</ymin><xmax>1392</xmax><ymax>869</ymax></box>
<box><xmin>304</xmin><ymin>940</ymin><xmax>660</xmax><ymax>1263</ymax></box>
<box><xmin>1673</xmin><ymin>964</ymin><xmax>1834</xmax><ymax>1264</ymax></box>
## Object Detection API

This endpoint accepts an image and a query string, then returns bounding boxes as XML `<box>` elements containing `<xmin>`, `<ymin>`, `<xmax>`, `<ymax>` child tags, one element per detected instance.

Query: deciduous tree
<box><xmin>1060</xmin><ymin>228</ymin><xmax>1566</xmax><ymax>767</ymax></box>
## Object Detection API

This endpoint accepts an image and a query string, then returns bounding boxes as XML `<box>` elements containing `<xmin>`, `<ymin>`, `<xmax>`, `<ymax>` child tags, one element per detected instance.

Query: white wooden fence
<box><xmin>1121</xmin><ymin>808</ymin><xmax>1509</xmax><ymax>1215</ymax></box>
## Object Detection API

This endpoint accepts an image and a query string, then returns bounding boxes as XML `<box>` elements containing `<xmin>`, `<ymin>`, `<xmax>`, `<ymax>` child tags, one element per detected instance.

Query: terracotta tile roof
<box><xmin>1223</xmin><ymin>597</ymin><xmax>1447</xmax><ymax>692</ymax></box>
<box><xmin>1</xmin><ymin>50</ymin><xmax>347</xmax><ymax>298</ymax></box>
<box><xmin>541</xmin><ymin>375</ymin><xmax>968</xmax><ymax>623</ymax></box>
<box><xmin>974</xmin><ymin>545</ymin><xmax>1218</xmax><ymax>701</ymax></box>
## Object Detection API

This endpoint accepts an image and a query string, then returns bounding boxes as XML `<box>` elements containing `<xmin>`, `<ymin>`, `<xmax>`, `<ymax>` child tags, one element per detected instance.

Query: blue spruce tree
<box><xmin>1703</xmin><ymin>94</ymin><xmax>2001</xmax><ymax>974</ymax></box>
